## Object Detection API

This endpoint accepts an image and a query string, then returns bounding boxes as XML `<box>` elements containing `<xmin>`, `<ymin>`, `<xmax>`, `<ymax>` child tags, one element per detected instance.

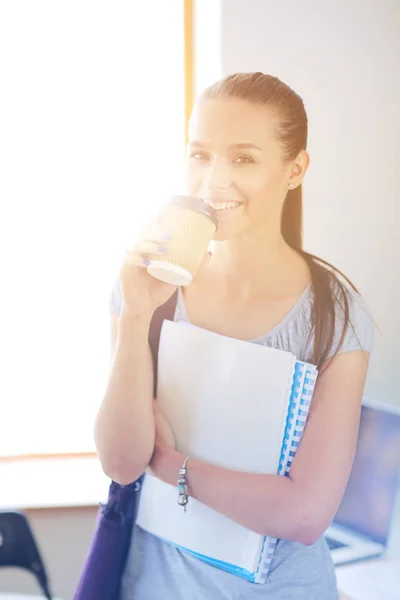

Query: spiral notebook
<box><xmin>136</xmin><ymin>320</ymin><xmax>317</xmax><ymax>583</ymax></box>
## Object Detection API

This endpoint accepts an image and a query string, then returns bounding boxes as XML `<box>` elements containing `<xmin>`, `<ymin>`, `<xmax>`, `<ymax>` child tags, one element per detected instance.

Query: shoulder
<box><xmin>328</xmin><ymin>280</ymin><xmax>375</xmax><ymax>359</ymax></box>
<box><xmin>300</xmin><ymin>278</ymin><xmax>375</xmax><ymax>363</ymax></box>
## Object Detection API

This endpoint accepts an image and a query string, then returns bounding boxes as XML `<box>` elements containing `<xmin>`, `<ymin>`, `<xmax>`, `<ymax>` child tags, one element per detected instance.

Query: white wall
<box><xmin>196</xmin><ymin>0</ymin><xmax>400</xmax><ymax>406</ymax></box>
<box><xmin>194</xmin><ymin>0</ymin><xmax>223</xmax><ymax>96</ymax></box>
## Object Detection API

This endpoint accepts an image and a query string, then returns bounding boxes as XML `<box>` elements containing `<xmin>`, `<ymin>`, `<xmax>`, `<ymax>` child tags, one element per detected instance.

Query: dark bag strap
<box><xmin>148</xmin><ymin>290</ymin><xmax>179</xmax><ymax>396</ymax></box>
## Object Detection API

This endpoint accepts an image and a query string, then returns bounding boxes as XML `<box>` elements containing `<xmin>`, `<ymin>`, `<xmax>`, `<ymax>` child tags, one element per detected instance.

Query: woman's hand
<box><xmin>119</xmin><ymin>217</ymin><xmax>177</xmax><ymax>320</ymax></box>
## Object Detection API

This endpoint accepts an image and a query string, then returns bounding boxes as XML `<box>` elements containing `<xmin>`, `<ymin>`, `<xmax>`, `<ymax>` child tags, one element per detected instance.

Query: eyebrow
<box><xmin>188</xmin><ymin>141</ymin><xmax>262</xmax><ymax>151</ymax></box>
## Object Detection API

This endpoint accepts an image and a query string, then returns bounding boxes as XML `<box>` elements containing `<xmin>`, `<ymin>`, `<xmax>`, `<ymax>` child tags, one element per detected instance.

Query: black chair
<box><xmin>0</xmin><ymin>511</ymin><xmax>53</xmax><ymax>599</ymax></box>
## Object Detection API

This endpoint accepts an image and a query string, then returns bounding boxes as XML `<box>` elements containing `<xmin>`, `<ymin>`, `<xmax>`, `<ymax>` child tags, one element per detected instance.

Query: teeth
<box><xmin>209</xmin><ymin>201</ymin><xmax>241</xmax><ymax>211</ymax></box>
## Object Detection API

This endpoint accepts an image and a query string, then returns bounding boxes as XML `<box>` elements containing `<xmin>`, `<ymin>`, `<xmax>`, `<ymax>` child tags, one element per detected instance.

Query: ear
<box><xmin>288</xmin><ymin>150</ymin><xmax>310</xmax><ymax>188</ymax></box>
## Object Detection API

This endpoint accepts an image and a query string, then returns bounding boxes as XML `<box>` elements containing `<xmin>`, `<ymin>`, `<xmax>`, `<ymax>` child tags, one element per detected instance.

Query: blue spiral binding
<box><xmin>253</xmin><ymin>362</ymin><xmax>317</xmax><ymax>583</ymax></box>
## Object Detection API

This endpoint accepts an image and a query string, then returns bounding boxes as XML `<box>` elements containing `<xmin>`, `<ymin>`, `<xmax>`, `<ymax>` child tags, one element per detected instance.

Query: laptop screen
<box><xmin>333</xmin><ymin>404</ymin><xmax>400</xmax><ymax>545</ymax></box>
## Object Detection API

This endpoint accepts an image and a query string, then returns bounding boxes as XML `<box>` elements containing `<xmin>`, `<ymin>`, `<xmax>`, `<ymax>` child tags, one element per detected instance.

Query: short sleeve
<box><xmin>327</xmin><ymin>286</ymin><xmax>375</xmax><ymax>359</ymax></box>
<box><xmin>109</xmin><ymin>278</ymin><xmax>122</xmax><ymax>316</ymax></box>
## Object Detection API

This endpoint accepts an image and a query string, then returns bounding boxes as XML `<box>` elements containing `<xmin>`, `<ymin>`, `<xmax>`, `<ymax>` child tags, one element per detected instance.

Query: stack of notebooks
<box><xmin>137</xmin><ymin>320</ymin><xmax>318</xmax><ymax>583</ymax></box>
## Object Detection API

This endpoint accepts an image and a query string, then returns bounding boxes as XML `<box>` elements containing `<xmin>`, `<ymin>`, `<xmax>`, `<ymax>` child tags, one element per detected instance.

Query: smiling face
<box><xmin>185</xmin><ymin>98</ymin><xmax>298</xmax><ymax>242</ymax></box>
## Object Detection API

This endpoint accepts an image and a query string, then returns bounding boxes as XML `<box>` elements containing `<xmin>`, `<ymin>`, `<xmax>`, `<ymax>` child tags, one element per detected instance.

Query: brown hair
<box><xmin>200</xmin><ymin>72</ymin><xmax>361</xmax><ymax>370</ymax></box>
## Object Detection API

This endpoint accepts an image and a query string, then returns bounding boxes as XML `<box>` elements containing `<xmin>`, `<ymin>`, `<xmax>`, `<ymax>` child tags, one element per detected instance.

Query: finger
<box><xmin>132</xmin><ymin>241</ymin><xmax>169</xmax><ymax>256</ymax></box>
<box><xmin>122</xmin><ymin>252</ymin><xmax>149</xmax><ymax>269</ymax></box>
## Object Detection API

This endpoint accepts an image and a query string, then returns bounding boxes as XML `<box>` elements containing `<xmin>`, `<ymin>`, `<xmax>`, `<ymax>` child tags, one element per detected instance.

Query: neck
<box><xmin>207</xmin><ymin>221</ymin><xmax>308</xmax><ymax>298</ymax></box>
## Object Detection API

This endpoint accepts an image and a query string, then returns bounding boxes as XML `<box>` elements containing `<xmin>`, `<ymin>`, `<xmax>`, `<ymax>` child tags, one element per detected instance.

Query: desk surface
<box><xmin>336</xmin><ymin>559</ymin><xmax>400</xmax><ymax>600</ymax></box>
<box><xmin>334</xmin><ymin>490</ymin><xmax>400</xmax><ymax>600</ymax></box>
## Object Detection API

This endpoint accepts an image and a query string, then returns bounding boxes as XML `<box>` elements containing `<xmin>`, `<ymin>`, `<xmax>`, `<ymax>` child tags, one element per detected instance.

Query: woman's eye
<box><xmin>233</xmin><ymin>155</ymin><xmax>254</xmax><ymax>164</ymax></box>
<box><xmin>190</xmin><ymin>152</ymin><xmax>208</xmax><ymax>161</ymax></box>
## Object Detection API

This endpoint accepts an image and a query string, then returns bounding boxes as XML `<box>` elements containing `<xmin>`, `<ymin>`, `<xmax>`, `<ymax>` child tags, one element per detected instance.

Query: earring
<box><xmin>289</xmin><ymin>183</ymin><xmax>294</xmax><ymax>189</ymax></box>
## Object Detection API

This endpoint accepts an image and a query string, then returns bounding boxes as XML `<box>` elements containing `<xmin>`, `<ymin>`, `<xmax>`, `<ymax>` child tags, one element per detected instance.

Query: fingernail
<box><xmin>158</xmin><ymin>246</ymin><xmax>167</xmax><ymax>254</ymax></box>
<box><xmin>162</xmin><ymin>233</ymin><xmax>172</xmax><ymax>240</ymax></box>
<box><xmin>142</xmin><ymin>259</ymin><xmax>151</xmax><ymax>266</ymax></box>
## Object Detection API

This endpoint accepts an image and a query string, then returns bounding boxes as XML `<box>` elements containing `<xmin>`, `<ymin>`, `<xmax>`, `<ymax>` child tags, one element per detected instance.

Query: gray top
<box><xmin>109</xmin><ymin>278</ymin><xmax>375</xmax><ymax>600</ymax></box>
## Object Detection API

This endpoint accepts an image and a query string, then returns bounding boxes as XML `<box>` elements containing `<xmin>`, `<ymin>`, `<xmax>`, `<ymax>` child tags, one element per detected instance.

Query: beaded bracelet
<box><xmin>177</xmin><ymin>455</ymin><xmax>191</xmax><ymax>512</ymax></box>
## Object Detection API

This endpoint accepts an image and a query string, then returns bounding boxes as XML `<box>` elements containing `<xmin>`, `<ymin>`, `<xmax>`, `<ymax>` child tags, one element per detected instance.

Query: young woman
<box><xmin>95</xmin><ymin>72</ymin><xmax>374</xmax><ymax>599</ymax></box>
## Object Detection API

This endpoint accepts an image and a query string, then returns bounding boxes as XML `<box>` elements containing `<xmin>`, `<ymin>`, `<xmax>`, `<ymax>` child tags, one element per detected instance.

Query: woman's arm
<box><xmin>150</xmin><ymin>349</ymin><xmax>370</xmax><ymax>545</ymax></box>
<box><xmin>94</xmin><ymin>312</ymin><xmax>156</xmax><ymax>485</ymax></box>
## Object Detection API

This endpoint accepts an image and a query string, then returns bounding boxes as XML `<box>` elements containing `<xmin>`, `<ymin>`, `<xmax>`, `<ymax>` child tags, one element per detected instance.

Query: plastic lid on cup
<box><xmin>147</xmin><ymin>260</ymin><xmax>193</xmax><ymax>286</ymax></box>
<box><xmin>166</xmin><ymin>195</ymin><xmax>218</xmax><ymax>228</ymax></box>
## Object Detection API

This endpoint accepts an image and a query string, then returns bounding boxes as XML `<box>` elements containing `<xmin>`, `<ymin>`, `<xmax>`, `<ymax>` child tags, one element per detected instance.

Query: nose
<box><xmin>203</xmin><ymin>158</ymin><xmax>232</xmax><ymax>193</ymax></box>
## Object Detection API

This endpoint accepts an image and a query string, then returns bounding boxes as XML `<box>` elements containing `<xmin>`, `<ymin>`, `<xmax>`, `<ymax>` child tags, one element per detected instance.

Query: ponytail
<box><xmin>281</xmin><ymin>185</ymin><xmax>303</xmax><ymax>250</ymax></box>
<box><xmin>281</xmin><ymin>184</ymin><xmax>356</xmax><ymax>370</ymax></box>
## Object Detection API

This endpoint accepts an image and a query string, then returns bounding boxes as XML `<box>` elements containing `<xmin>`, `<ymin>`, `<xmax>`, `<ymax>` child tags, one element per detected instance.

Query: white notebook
<box><xmin>136</xmin><ymin>320</ymin><xmax>317</xmax><ymax>583</ymax></box>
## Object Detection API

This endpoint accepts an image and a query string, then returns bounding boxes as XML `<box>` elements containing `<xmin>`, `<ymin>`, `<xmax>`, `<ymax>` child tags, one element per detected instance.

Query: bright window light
<box><xmin>0</xmin><ymin>1</ymin><xmax>185</xmax><ymax>456</ymax></box>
